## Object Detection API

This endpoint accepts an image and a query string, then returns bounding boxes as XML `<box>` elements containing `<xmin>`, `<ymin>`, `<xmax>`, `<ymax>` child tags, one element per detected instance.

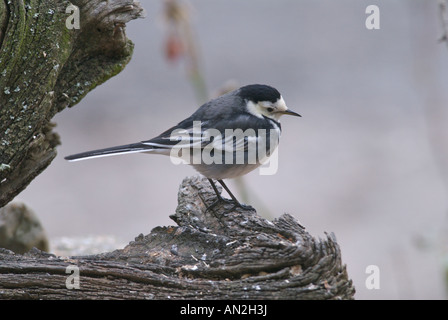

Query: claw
<box><xmin>206</xmin><ymin>178</ymin><xmax>254</xmax><ymax>213</ymax></box>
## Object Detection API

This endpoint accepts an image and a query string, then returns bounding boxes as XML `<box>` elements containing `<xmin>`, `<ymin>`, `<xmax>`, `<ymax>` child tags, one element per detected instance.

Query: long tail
<box><xmin>64</xmin><ymin>143</ymin><xmax>156</xmax><ymax>162</ymax></box>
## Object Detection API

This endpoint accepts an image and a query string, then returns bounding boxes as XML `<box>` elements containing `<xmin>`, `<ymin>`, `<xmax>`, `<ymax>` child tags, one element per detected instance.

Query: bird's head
<box><xmin>238</xmin><ymin>84</ymin><xmax>301</xmax><ymax>121</ymax></box>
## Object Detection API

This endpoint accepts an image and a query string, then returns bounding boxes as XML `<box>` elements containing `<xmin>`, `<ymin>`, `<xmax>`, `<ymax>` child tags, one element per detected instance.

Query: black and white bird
<box><xmin>65</xmin><ymin>84</ymin><xmax>301</xmax><ymax>209</ymax></box>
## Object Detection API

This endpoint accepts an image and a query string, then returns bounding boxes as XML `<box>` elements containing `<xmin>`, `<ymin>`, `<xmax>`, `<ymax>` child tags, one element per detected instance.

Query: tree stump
<box><xmin>0</xmin><ymin>176</ymin><xmax>355</xmax><ymax>300</ymax></box>
<box><xmin>0</xmin><ymin>0</ymin><xmax>145</xmax><ymax>208</ymax></box>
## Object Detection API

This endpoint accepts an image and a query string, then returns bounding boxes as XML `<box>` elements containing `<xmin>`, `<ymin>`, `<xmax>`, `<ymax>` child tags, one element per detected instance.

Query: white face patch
<box><xmin>245</xmin><ymin>96</ymin><xmax>289</xmax><ymax>121</ymax></box>
<box><xmin>246</xmin><ymin>100</ymin><xmax>265</xmax><ymax>119</ymax></box>
<box><xmin>274</xmin><ymin>96</ymin><xmax>288</xmax><ymax>113</ymax></box>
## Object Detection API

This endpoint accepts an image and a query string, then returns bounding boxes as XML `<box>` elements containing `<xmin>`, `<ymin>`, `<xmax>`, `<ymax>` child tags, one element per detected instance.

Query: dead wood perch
<box><xmin>0</xmin><ymin>0</ymin><xmax>145</xmax><ymax>208</ymax></box>
<box><xmin>0</xmin><ymin>176</ymin><xmax>355</xmax><ymax>300</ymax></box>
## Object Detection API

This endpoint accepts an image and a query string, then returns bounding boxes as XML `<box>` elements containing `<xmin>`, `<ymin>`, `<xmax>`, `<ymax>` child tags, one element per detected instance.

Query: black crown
<box><xmin>237</xmin><ymin>84</ymin><xmax>281</xmax><ymax>104</ymax></box>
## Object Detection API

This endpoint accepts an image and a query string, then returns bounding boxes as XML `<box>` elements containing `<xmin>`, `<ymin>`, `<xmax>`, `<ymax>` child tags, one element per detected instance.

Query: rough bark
<box><xmin>0</xmin><ymin>0</ymin><xmax>145</xmax><ymax>208</ymax></box>
<box><xmin>0</xmin><ymin>176</ymin><xmax>355</xmax><ymax>300</ymax></box>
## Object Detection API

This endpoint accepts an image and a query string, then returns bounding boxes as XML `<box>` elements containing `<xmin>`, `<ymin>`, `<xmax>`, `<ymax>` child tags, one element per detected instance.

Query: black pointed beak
<box><xmin>280</xmin><ymin>109</ymin><xmax>301</xmax><ymax>117</ymax></box>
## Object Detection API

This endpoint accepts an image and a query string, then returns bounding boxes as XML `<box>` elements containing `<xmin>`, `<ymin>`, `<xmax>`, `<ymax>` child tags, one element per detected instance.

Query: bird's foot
<box><xmin>205</xmin><ymin>195</ymin><xmax>230</xmax><ymax>212</ymax></box>
<box><xmin>205</xmin><ymin>195</ymin><xmax>254</xmax><ymax>213</ymax></box>
<box><xmin>205</xmin><ymin>179</ymin><xmax>254</xmax><ymax>214</ymax></box>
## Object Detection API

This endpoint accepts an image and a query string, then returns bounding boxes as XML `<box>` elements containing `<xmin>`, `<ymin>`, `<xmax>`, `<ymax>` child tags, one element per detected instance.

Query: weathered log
<box><xmin>0</xmin><ymin>0</ymin><xmax>145</xmax><ymax>208</ymax></box>
<box><xmin>0</xmin><ymin>176</ymin><xmax>355</xmax><ymax>300</ymax></box>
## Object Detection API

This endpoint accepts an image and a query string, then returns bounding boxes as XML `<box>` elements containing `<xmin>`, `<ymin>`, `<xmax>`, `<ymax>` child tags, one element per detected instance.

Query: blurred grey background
<box><xmin>17</xmin><ymin>0</ymin><xmax>448</xmax><ymax>299</ymax></box>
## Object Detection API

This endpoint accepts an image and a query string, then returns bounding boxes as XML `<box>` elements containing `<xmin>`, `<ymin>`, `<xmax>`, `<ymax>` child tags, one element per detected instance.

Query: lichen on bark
<box><xmin>0</xmin><ymin>0</ymin><xmax>145</xmax><ymax>208</ymax></box>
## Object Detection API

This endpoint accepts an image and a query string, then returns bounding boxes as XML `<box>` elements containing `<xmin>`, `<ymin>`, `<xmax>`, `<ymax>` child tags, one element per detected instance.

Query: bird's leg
<box><xmin>206</xmin><ymin>179</ymin><xmax>254</xmax><ymax>212</ymax></box>
<box><xmin>217</xmin><ymin>179</ymin><xmax>254</xmax><ymax>211</ymax></box>
<box><xmin>208</xmin><ymin>179</ymin><xmax>224</xmax><ymax>201</ymax></box>
<box><xmin>206</xmin><ymin>179</ymin><xmax>230</xmax><ymax>211</ymax></box>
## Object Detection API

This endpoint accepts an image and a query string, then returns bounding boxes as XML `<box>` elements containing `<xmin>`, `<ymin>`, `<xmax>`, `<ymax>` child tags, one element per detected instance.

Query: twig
<box><xmin>438</xmin><ymin>0</ymin><xmax>448</xmax><ymax>46</ymax></box>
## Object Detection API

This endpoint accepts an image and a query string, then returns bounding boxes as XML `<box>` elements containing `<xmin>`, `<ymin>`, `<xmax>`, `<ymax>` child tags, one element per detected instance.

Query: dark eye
<box><xmin>267</xmin><ymin>107</ymin><xmax>274</xmax><ymax>112</ymax></box>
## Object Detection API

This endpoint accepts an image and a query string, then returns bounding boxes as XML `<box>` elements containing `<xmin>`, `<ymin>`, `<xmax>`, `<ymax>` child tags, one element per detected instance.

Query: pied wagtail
<box><xmin>65</xmin><ymin>84</ymin><xmax>301</xmax><ymax>209</ymax></box>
